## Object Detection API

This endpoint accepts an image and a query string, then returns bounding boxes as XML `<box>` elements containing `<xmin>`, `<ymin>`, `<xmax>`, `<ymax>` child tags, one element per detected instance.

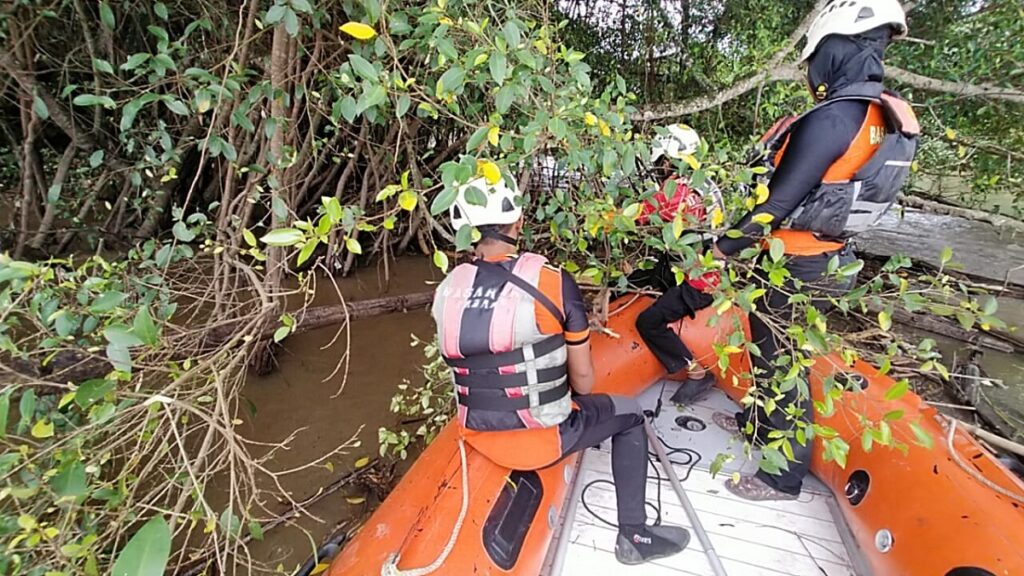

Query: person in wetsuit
<box><xmin>708</xmin><ymin>0</ymin><xmax>913</xmax><ymax>501</ymax></box>
<box><xmin>432</xmin><ymin>172</ymin><xmax>691</xmax><ymax>564</ymax></box>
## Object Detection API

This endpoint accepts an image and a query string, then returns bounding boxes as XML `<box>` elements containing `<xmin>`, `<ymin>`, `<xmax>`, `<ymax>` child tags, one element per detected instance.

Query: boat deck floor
<box><xmin>545</xmin><ymin>382</ymin><xmax>867</xmax><ymax>576</ymax></box>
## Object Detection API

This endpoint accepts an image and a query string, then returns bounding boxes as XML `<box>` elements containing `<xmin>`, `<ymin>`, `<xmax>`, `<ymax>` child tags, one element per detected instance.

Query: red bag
<box><xmin>687</xmin><ymin>269</ymin><xmax>721</xmax><ymax>293</ymax></box>
<box><xmin>638</xmin><ymin>177</ymin><xmax>707</xmax><ymax>226</ymax></box>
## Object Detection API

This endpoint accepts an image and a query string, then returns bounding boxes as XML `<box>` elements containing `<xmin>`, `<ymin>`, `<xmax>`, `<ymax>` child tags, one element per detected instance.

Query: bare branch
<box><xmin>888</xmin><ymin>66</ymin><xmax>1024</xmax><ymax>104</ymax></box>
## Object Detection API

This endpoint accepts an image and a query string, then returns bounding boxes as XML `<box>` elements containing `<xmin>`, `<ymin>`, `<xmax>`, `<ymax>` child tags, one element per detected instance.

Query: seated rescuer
<box><xmin>634</xmin><ymin>125</ymin><xmax>723</xmax><ymax>404</ymax></box>
<box><xmin>430</xmin><ymin>173</ymin><xmax>691</xmax><ymax>565</ymax></box>
<box><xmin>708</xmin><ymin>0</ymin><xmax>920</xmax><ymax>501</ymax></box>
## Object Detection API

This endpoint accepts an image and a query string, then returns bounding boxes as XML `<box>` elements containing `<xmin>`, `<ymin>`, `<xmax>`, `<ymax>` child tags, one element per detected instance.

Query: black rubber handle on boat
<box><xmin>643</xmin><ymin>420</ymin><xmax>729</xmax><ymax>576</ymax></box>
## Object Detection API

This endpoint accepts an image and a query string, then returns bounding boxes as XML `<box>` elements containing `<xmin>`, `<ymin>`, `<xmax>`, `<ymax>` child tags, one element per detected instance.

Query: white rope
<box><xmin>945</xmin><ymin>419</ymin><xmax>1024</xmax><ymax>505</ymax></box>
<box><xmin>381</xmin><ymin>436</ymin><xmax>470</xmax><ymax>576</ymax></box>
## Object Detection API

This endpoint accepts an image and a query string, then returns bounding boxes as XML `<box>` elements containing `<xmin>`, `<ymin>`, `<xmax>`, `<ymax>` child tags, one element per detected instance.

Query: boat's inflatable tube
<box><xmin>328</xmin><ymin>297</ymin><xmax>1024</xmax><ymax>576</ymax></box>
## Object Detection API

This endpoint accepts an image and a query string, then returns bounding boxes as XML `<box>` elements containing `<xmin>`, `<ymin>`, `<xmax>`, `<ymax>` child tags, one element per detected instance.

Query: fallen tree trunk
<box><xmin>863</xmin><ymin>301</ymin><xmax>1023</xmax><ymax>354</ymax></box>
<box><xmin>900</xmin><ymin>194</ymin><xmax>1024</xmax><ymax>235</ymax></box>
<box><xmin>4</xmin><ymin>291</ymin><xmax>435</xmax><ymax>384</ymax></box>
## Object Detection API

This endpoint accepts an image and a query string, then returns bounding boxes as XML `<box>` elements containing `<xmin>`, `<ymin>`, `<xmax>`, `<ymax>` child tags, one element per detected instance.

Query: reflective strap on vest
<box><xmin>470</xmin><ymin>260</ymin><xmax>566</xmax><ymax>326</ymax></box>
<box><xmin>453</xmin><ymin>364</ymin><xmax>568</xmax><ymax>389</ymax></box>
<box><xmin>456</xmin><ymin>382</ymin><xmax>570</xmax><ymax>411</ymax></box>
<box><xmin>443</xmin><ymin>333</ymin><xmax>565</xmax><ymax>370</ymax></box>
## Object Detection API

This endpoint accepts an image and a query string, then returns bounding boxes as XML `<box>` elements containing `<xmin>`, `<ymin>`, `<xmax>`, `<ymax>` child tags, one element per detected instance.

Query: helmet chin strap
<box><xmin>479</xmin><ymin>227</ymin><xmax>519</xmax><ymax>246</ymax></box>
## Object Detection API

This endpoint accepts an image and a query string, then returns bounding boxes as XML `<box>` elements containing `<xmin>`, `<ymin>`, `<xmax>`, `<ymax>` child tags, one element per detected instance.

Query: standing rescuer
<box><xmin>431</xmin><ymin>172</ymin><xmax>691</xmax><ymax>565</ymax></box>
<box><xmin>709</xmin><ymin>0</ymin><xmax>920</xmax><ymax>501</ymax></box>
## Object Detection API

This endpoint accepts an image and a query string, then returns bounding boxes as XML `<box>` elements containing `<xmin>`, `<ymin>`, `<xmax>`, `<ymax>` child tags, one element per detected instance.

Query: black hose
<box><xmin>294</xmin><ymin>533</ymin><xmax>348</xmax><ymax>576</ymax></box>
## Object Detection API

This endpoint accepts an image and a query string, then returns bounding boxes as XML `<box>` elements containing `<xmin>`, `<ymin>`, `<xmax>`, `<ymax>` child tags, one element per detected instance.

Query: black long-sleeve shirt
<box><xmin>716</xmin><ymin>100</ymin><xmax>870</xmax><ymax>255</ymax></box>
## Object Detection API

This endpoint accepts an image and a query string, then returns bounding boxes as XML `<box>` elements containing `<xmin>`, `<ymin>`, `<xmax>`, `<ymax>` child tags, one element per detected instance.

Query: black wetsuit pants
<box><xmin>558</xmin><ymin>394</ymin><xmax>647</xmax><ymax>526</ymax></box>
<box><xmin>737</xmin><ymin>246</ymin><xmax>857</xmax><ymax>495</ymax></box>
<box><xmin>635</xmin><ymin>285</ymin><xmax>714</xmax><ymax>373</ymax></box>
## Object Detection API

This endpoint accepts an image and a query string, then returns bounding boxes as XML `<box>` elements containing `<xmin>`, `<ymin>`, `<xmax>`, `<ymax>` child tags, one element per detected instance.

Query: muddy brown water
<box><xmin>238</xmin><ymin>257</ymin><xmax>440</xmax><ymax>572</ymax></box>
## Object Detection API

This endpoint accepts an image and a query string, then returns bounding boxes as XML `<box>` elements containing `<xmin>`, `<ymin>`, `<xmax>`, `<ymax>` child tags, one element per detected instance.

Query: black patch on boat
<box><xmin>483</xmin><ymin>470</ymin><xmax>544</xmax><ymax>570</ymax></box>
<box><xmin>946</xmin><ymin>568</ymin><xmax>997</xmax><ymax>576</ymax></box>
<box><xmin>933</xmin><ymin>465</ymin><xmax>939</xmax><ymax>475</ymax></box>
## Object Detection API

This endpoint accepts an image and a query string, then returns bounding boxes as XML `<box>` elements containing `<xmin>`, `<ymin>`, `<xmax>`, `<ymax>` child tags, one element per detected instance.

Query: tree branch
<box><xmin>887</xmin><ymin>66</ymin><xmax>1024</xmax><ymax>104</ymax></box>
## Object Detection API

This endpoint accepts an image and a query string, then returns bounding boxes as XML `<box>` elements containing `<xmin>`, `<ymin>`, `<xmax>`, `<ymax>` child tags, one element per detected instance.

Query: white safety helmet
<box><xmin>449</xmin><ymin>175</ymin><xmax>522</xmax><ymax>232</ymax></box>
<box><xmin>800</xmin><ymin>0</ymin><xmax>908</xmax><ymax>62</ymax></box>
<box><xmin>651</xmin><ymin>124</ymin><xmax>701</xmax><ymax>163</ymax></box>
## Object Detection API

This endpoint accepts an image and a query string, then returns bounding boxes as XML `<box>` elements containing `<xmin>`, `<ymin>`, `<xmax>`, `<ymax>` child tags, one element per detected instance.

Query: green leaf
<box><xmin>266</xmin><ymin>4</ymin><xmax>287</xmax><ymax>23</ymax></box>
<box><xmin>219</xmin><ymin>509</ymin><xmax>242</xmax><ymax>538</ymax></box>
<box><xmin>154</xmin><ymin>2</ymin><xmax>169</xmax><ymax>20</ymax></box>
<box><xmin>31</xmin><ymin>419</ymin><xmax>54</xmax><ymax>439</ymax></box>
<box><xmin>90</xmin><ymin>291</ymin><xmax>127</xmax><ymax>313</ymax></box>
<box><xmin>104</xmin><ymin>325</ymin><xmax>144</xmax><ymax>348</ymax></box>
<box><xmin>89</xmin><ymin>150</ymin><xmax>105</xmax><ymax>168</ymax></box>
<box><xmin>111</xmin><ymin>516</ymin><xmax>171</xmax><ymax>576</ymax></box>
<box><xmin>363</xmin><ymin>0</ymin><xmax>381</xmax><ymax>23</ymax></box>
<box><xmin>433</xmin><ymin>250</ymin><xmax>449</xmax><ymax>273</ymax></box>
<box><xmin>396</xmin><ymin>94</ymin><xmax>411</xmax><ymax>117</ymax></box>
<box><xmin>878</xmin><ymin>309</ymin><xmax>892</xmax><ymax>331</ymax></box>
<box><xmin>883</xmin><ymin>379</ymin><xmax>909</xmax><ymax>402</ymax></box>
<box><xmin>346</xmin><ymin>237</ymin><xmax>363</xmax><ymax>255</ymax></box>
<box><xmin>76</xmin><ymin>379</ymin><xmax>116</xmax><ymax>409</ymax></box>
<box><xmin>120</xmin><ymin>98</ymin><xmax>145</xmax><ymax>132</ymax></box>
<box><xmin>939</xmin><ymin>246</ymin><xmax>953</xmax><ymax>266</ymax></box>
<box><xmin>502</xmin><ymin>21</ymin><xmax>521</xmax><ymax>48</ymax></box>
<box><xmin>283</xmin><ymin>8</ymin><xmax>299</xmax><ymax>36</ymax></box>
<box><xmin>349</xmin><ymin>55</ymin><xmax>377</xmax><ymax>81</ymax></box>
<box><xmin>73</xmin><ymin>94</ymin><xmax>116</xmax><ymax>109</ymax></box>
<box><xmin>495</xmin><ymin>85</ymin><xmax>515</xmax><ymax>114</ymax></box>
<box><xmin>768</xmin><ymin>238</ymin><xmax>784</xmax><ymax>262</ymax></box>
<box><xmin>248</xmin><ymin>521</ymin><xmax>264</xmax><ymax>541</ymax></box>
<box><xmin>489</xmin><ymin>52</ymin><xmax>507</xmax><ymax>85</ymax></box>
<box><xmin>297</xmin><ymin>239</ymin><xmax>318</xmax><ymax>266</ymax></box>
<box><xmin>291</xmin><ymin>0</ymin><xmax>313</xmax><ymax>13</ymax></box>
<box><xmin>454</xmin><ymin>224</ymin><xmax>475</xmax><ymax>252</ymax></box>
<box><xmin>260</xmin><ymin>228</ymin><xmax>305</xmax><ymax>247</ymax></box>
<box><xmin>273</xmin><ymin>326</ymin><xmax>290</xmax><ymax>343</ymax></box>
<box><xmin>164</xmin><ymin>99</ymin><xmax>189</xmax><ymax>116</ymax></box>
<box><xmin>51</xmin><ymin>461</ymin><xmax>88</xmax><ymax>499</ymax></box>
<box><xmin>32</xmin><ymin>95</ymin><xmax>49</xmax><ymax>120</ymax></box>
<box><xmin>466</xmin><ymin>125</ymin><xmax>489</xmax><ymax>151</ymax></box>
<box><xmin>121</xmin><ymin>53</ymin><xmax>151</xmax><ymax>71</ymax></box>
<box><xmin>436</xmin><ymin>67</ymin><xmax>465</xmax><ymax>96</ymax></box>
<box><xmin>134</xmin><ymin>308</ymin><xmax>159</xmax><ymax>346</ymax></box>
<box><xmin>172</xmin><ymin>221</ymin><xmax>196</xmax><ymax>242</ymax></box>
<box><xmin>0</xmin><ymin>392</ymin><xmax>9</xmax><ymax>439</ymax></box>
<box><xmin>430</xmin><ymin>186</ymin><xmax>458</xmax><ymax>216</ymax></box>
<box><xmin>99</xmin><ymin>2</ymin><xmax>116</xmax><ymax>30</ymax></box>
<box><xmin>909</xmin><ymin>421</ymin><xmax>933</xmax><ymax>449</ymax></box>
<box><xmin>18</xmin><ymin>390</ymin><xmax>36</xmax><ymax>434</ymax></box>
<box><xmin>242</xmin><ymin>229</ymin><xmax>257</xmax><ymax>247</ymax></box>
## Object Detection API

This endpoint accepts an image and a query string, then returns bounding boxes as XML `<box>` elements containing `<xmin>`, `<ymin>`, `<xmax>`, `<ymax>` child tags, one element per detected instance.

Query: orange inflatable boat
<box><xmin>327</xmin><ymin>297</ymin><xmax>1024</xmax><ymax>576</ymax></box>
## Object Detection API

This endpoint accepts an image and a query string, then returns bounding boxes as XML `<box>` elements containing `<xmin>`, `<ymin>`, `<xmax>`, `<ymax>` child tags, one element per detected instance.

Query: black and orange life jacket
<box><xmin>760</xmin><ymin>82</ymin><xmax>921</xmax><ymax>256</ymax></box>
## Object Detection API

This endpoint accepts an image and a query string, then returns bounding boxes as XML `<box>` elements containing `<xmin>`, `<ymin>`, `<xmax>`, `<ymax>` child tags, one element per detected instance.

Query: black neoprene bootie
<box><xmin>614</xmin><ymin>524</ymin><xmax>691</xmax><ymax>565</ymax></box>
<box><xmin>669</xmin><ymin>372</ymin><xmax>716</xmax><ymax>405</ymax></box>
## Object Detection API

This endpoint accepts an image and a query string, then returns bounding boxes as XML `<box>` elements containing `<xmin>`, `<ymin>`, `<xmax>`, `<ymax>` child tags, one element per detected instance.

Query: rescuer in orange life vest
<box><xmin>431</xmin><ymin>173</ymin><xmax>691</xmax><ymax>564</ymax></box>
<box><xmin>707</xmin><ymin>0</ymin><xmax>920</xmax><ymax>501</ymax></box>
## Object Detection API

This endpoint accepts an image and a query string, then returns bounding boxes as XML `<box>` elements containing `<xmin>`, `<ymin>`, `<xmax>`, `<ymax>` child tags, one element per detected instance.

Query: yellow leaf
<box><xmin>398</xmin><ymin>190</ymin><xmax>418</xmax><ymax>211</ymax></box>
<box><xmin>751</xmin><ymin>213</ymin><xmax>774</xmax><ymax>224</ymax></box>
<box><xmin>598</xmin><ymin>119</ymin><xmax>610</xmax><ymax>138</ymax></box>
<box><xmin>731</xmin><ymin>471</ymin><xmax>741</xmax><ymax>485</ymax></box>
<box><xmin>487</xmin><ymin>126</ymin><xmax>500</xmax><ymax>147</ymax></box>
<box><xmin>672</xmin><ymin>214</ymin><xmax>684</xmax><ymax>239</ymax></box>
<box><xmin>710</xmin><ymin>207</ymin><xmax>724</xmax><ymax>229</ymax></box>
<box><xmin>340</xmin><ymin>22</ymin><xmax>377</xmax><ymax>40</ymax></box>
<box><xmin>31</xmin><ymin>420</ymin><xmax>54</xmax><ymax>439</ymax></box>
<box><xmin>715</xmin><ymin>300</ymin><xmax>733</xmax><ymax>314</ymax></box>
<box><xmin>473</xmin><ymin>52</ymin><xmax>489</xmax><ymax>67</ymax></box>
<box><xmin>945</xmin><ymin>127</ymin><xmax>957</xmax><ymax>141</ymax></box>
<box><xmin>911</xmin><ymin>160</ymin><xmax>919</xmax><ymax>173</ymax></box>
<box><xmin>680</xmin><ymin>154</ymin><xmax>700</xmax><ymax>171</ymax></box>
<box><xmin>583</xmin><ymin>112</ymin><xmax>597</xmax><ymax>126</ymax></box>
<box><xmin>354</xmin><ymin>456</ymin><xmax>371</xmax><ymax>469</ymax></box>
<box><xmin>346</xmin><ymin>496</ymin><xmax>366</xmax><ymax>505</ymax></box>
<box><xmin>325</xmin><ymin>461</ymin><xmax>334</xmax><ymax>472</ymax></box>
<box><xmin>622</xmin><ymin>202</ymin><xmax>642</xmax><ymax>220</ymax></box>
<box><xmin>755</xmin><ymin>182</ymin><xmax>770</xmax><ymax>205</ymax></box>
<box><xmin>346</xmin><ymin>237</ymin><xmax>363</xmax><ymax>255</ymax></box>
<box><xmin>476</xmin><ymin>159</ymin><xmax>502</xmax><ymax>185</ymax></box>
<box><xmin>311</xmin><ymin>563</ymin><xmax>331</xmax><ymax>575</ymax></box>
<box><xmin>231</xmin><ymin>418</ymin><xmax>243</xmax><ymax>425</ymax></box>
<box><xmin>722</xmin><ymin>345</ymin><xmax>742</xmax><ymax>354</ymax></box>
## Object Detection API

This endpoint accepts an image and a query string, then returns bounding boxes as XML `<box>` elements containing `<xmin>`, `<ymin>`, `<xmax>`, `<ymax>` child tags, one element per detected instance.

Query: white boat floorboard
<box><xmin>546</xmin><ymin>383</ymin><xmax>861</xmax><ymax>576</ymax></box>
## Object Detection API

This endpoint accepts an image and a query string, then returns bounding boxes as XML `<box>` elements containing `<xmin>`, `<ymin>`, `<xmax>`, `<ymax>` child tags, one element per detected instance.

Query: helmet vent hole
<box><xmin>856</xmin><ymin>6</ymin><xmax>875</xmax><ymax>21</ymax></box>
<box><xmin>452</xmin><ymin>205</ymin><xmax>463</xmax><ymax>219</ymax></box>
<box><xmin>501</xmin><ymin>198</ymin><xmax>515</xmax><ymax>213</ymax></box>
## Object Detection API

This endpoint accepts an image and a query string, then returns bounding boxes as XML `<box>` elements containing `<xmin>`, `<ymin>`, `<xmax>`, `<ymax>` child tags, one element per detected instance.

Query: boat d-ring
<box><xmin>675</xmin><ymin>415</ymin><xmax>707</xmax><ymax>432</ymax></box>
